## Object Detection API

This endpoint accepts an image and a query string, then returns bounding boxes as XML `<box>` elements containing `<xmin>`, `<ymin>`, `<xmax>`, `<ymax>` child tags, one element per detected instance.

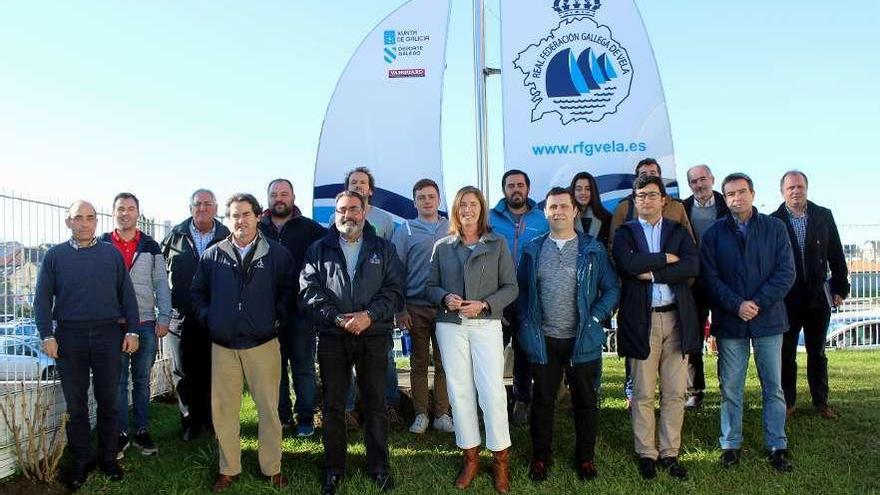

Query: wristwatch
<box><xmin>334</xmin><ymin>315</ymin><xmax>346</xmax><ymax>327</ymax></box>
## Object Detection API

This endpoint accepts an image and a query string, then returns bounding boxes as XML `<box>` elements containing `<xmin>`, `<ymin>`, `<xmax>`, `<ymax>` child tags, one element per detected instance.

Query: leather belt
<box><xmin>652</xmin><ymin>303</ymin><xmax>677</xmax><ymax>313</ymax></box>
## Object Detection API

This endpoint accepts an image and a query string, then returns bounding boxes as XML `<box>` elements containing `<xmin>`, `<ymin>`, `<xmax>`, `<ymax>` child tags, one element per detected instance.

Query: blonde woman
<box><xmin>427</xmin><ymin>186</ymin><xmax>518</xmax><ymax>493</ymax></box>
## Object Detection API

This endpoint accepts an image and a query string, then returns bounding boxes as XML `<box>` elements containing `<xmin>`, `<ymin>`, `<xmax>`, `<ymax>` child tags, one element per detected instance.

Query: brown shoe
<box><xmin>454</xmin><ymin>447</ymin><xmax>480</xmax><ymax>489</ymax></box>
<box><xmin>387</xmin><ymin>405</ymin><xmax>406</xmax><ymax>430</ymax></box>
<box><xmin>345</xmin><ymin>411</ymin><xmax>360</xmax><ymax>430</ymax></box>
<box><xmin>491</xmin><ymin>448</ymin><xmax>510</xmax><ymax>494</ymax></box>
<box><xmin>785</xmin><ymin>405</ymin><xmax>795</xmax><ymax>418</ymax></box>
<box><xmin>267</xmin><ymin>472</ymin><xmax>288</xmax><ymax>489</ymax></box>
<box><xmin>818</xmin><ymin>405</ymin><xmax>839</xmax><ymax>420</ymax></box>
<box><xmin>212</xmin><ymin>474</ymin><xmax>238</xmax><ymax>493</ymax></box>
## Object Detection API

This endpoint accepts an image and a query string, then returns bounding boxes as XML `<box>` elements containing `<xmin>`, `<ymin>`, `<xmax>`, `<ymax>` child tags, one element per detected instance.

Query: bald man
<box><xmin>34</xmin><ymin>200</ymin><xmax>140</xmax><ymax>490</ymax></box>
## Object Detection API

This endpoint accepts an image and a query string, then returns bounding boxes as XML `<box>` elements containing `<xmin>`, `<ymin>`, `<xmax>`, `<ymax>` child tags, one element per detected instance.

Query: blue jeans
<box><xmin>279</xmin><ymin>317</ymin><xmax>317</xmax><ymax>425</ymax></box>
<box><xmin>717</xmin><ymin>334</ymin><xmax>788</xmax><ymax>451</ymax></box>
<box><xmin>345</xmin><ymin>345</ymin><xmax>399</xmax><ymax>412</ymax></box>
<box><xmin>118</xmin><ymin>322</ymin><xmax>158</xmax><ymax>433</ymax></box>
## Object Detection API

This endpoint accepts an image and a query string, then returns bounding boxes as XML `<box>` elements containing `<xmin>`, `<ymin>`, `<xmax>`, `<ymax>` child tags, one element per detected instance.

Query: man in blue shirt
<box><xmin>700</xmin><ymin>173</ymin><xmax>796</xmax><ymax>473</ymax></box>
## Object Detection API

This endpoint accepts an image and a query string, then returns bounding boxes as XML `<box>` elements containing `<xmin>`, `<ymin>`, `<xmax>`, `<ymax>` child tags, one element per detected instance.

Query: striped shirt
<box><xmin>786</xmin><ymin>206</ymin><xmax>808</xmax><ymax>276</ymax></box>
<box><xmin>189</xmin><ymin>221</ymin><xmax>218</xmax><ymax>256</ymax></box>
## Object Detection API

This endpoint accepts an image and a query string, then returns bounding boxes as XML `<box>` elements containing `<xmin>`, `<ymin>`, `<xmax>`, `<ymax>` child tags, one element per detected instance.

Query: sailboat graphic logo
<box><xmin>513</xmin><ymin>0</ymin><xmax>633</xmax><ymax>125</ymax></box>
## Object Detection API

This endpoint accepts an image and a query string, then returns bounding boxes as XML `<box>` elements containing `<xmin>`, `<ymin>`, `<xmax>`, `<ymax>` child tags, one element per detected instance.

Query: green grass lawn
<box><xmin>5</xmin><ymin>349</ymin><xmax>880</xmax><ymax>494</ymax></box>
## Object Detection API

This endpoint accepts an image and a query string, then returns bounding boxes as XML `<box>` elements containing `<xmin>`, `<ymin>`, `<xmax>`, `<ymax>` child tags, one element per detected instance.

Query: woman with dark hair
<box><xmin>569</xmin><ymin>172</ymin><xmax>612</xmax><ymax>246</ymax></box>
<box><xmin>427</xmin><ymin>186</ymin><xmax>518</xmax><ymax>494</ymax></box>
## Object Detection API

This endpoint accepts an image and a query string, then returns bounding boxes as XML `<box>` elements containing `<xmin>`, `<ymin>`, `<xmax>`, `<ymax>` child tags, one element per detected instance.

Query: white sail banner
<box><xmin>313</xmin><ymin>0</ymin><xmax>451</xmax><ymax>225</ymax></box>
<box><xmin>500</xmin><ymin>0</ymin><xmax>677</xmax><ymax>204</ymax></box>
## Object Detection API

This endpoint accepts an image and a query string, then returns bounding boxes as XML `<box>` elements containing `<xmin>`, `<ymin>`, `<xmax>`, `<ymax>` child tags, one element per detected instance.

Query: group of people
<box><xmin>32</xmin><ymin>159</ymin><xmax>849</xmax><ymax>494</ymax></box>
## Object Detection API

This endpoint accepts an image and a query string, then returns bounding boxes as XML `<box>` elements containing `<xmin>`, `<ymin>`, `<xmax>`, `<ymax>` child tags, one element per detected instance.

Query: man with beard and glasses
<box><xmin>259</xmin><ymin>179</ymin><xmax>327</xmax><ymax>437</ymax></box>
<box><xmin>330</xmin><ymin>167</ymin><xmax>403</xmax><ymax>429</ymax></box>
<box><xmin>301</xmin><ymin>190</ymin><xmax>404</xmax><ymax>494</ymax></box>
<box><xmin>488</xmin><ymin>169</ymin><xmax>549</xmax><ymax>426</ymax></box>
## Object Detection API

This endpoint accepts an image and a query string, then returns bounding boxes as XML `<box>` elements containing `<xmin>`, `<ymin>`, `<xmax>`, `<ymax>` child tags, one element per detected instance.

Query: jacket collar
<box><xmin>773</xmin><ymin>200</ymin><xmax>815</xmax><ymax>218</ymax></box>
<box><xmin>492</xmin><ymin>197</ymin><xmax>539</xmax><ymax>219</ymax></box>
<box><xmin>218</xmin><ymin>230</ymin><xmax>270</xmax><ymax>262</ymax></box>
<box><xmin>725</xmin><ymin>207</ymin><xmax>760</xmax><ymax>230</ymax></box>
<box><xmin>623</xmin><ymin>217</ymin><xmax>676</xmax><ymax>252</ymax></box>
<box><xmin>100</xmin><ymin>230</ymin><xmax>154</xmax><ymax>252</ymax></box>
<box><xmin>321</xmin><ymin>222</ymin><xmax>379</xmax><ymax>249</ymax></box>
<box><xmin>525</xmin><ymin>231</ymin><xmax>603</xmax><ymax>257</ymax></box>
<box><xmin>172</xmin><ymin>217</ymin><xmax>229</xmax><ymax>238</ymax></box>
<box><xmin>259</xmin><ymin>205</ymin><xmax>302</xmax><ymax>226</ymax></box>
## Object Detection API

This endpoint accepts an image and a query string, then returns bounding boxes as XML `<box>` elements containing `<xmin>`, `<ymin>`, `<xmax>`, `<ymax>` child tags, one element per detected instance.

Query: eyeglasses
<box><xmin>191</xmin><ymin>201</ymin><xmax>216</xmax><ymax>209</ymax></box>
<box><xmin>335</xmin><ymin>206</ymin><xmax>363</xmax><ymax>215</ymax></box>
<box><xmin>634</xmin><ymin>192</ymin><xmax>662</xmax><ymax>201</ymax></box>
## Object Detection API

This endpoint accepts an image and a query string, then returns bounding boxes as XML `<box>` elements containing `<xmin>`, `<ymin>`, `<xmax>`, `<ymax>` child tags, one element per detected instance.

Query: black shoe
<box><xmin>637</xmin><ymin>457</ymin><xmax>656</xmax><ymax>480</ymax></box>
<box><xmin>321</xmin><ymin>473</ymin><xmax>343</xmax><ymax>495</ymax></box>
<box><xmin>528</xmin><ymin>459</ymin><xmax>548</xmax><ymax>482</ymax></box>
<box><xmin>720</xmin><ymin>448</ymin><xmax>742</xmax><ymax>469</ymax></box>
<box><xmin>134</xmin><ymin>430</ymin><xmax>159</xmax><ymax>456</ymax></box>
<box><xmin>577</xmin><ymin>460</ymin><xmax>598</xmax><ymax>481</ymax></box>
<box><xmin>768</xmin><ymin>449</ymin><xmax>793</xmax><ymax>473</ymax></box>
<box><xmin>100</xmin><ymin>462</ymin><xmax>125</xmax><ymax>482</ymax></box>
<box><xmin>182</xmin><ymin>424</ymin><xmax>202</xmax><ymax>442</ymax></box>
<box><xmin>658</xmin><ymin>457</ymin><xmax>689</xmax><ymax>480</ymax></box>
<box><xmin>116</xmin><ymin>432</ymin><xmax>129</xmax><ymax>460</ymax></box>
<box><xmin>371</xmin><ymin>473</ymin><xmax>394</xmax><ymax>492</ymax></box>
<box><xmin>67</xmin><ymin>464</ymin><xmax>93</xmax><ymax>491</ymax></box>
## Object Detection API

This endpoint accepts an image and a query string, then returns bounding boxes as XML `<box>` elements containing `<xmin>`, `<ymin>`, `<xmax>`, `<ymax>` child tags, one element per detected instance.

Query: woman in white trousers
<box><xmin>427</xmin><ymin>186</ymin><xmax>518</xmax><ymax>494</ymax></box>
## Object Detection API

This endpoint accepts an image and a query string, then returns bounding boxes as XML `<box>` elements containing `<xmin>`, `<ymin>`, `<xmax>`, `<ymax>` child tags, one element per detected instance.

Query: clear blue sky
<box><xmin>1</xmin><ymin>1</ymin><xmax>877</xmax><ymax>237</ymax></box>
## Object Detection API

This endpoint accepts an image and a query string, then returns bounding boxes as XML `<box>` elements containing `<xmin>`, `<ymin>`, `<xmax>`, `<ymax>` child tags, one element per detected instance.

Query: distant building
<box><xmin>863</xmin><ymin>241</ymin><xmax>879</xmax><ymax>262</ymax></box>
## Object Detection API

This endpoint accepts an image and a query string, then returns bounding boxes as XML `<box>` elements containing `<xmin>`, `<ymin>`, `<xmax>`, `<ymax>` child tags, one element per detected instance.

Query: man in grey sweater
<box><xmin>391</xmin><ymin>178</ymin><xmax>453</xmax><ymax>434</ymax></box>
<box><xmin>101</xmin><ymin>192</ymin><xmax>171</xmax><ymax>459</ymax></box>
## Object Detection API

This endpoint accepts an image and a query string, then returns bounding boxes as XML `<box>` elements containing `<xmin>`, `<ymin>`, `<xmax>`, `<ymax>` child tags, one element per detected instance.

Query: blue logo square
<box><xmin>384</xmin><ymin>30</ymin><xmax>396</xmax><ymax>45</ymax></box>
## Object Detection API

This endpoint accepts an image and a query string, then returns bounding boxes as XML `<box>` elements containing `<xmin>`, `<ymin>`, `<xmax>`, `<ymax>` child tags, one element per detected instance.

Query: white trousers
<box><xmin>436</xmin><ymin>319</ymin><xmax>511</xmax><ymax>451</ymax></box>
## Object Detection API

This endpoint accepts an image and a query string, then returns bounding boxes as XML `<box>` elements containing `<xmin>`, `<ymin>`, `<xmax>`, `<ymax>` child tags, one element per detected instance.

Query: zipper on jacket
<box><xmin>573</xmin><ymin>258</ymin><xmax>593</xmax><ymax>365</ymax></box>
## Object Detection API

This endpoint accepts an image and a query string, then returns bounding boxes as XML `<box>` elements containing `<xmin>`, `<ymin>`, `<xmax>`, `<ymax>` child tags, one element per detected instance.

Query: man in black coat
<box><xmin>259</xmin><ymin>178</ymin><xmax>327</xmax><ymax>436</ymax></box>
<box><xmin>771</xmin><ymin>170</ymin><xmax>849</xmax><ymax>420</ymax></box>
<box><xmin>160</xmin><ymin>188</ymin><xmax>230</xmax><ymax>441</ymax></box>
<box><xmin>301</xmin><ymin>190</ymin><xmax>404</xmax><ymax>495</ymax></box>
<box><xmin>681</xmin><ymin>164</ymin><xmax>730</xmax><ymax>409</ymax></box>
<box><xmin>612</xmin><ymin>176</ymin><xmax>700</xmax><ymax>481</ymax></box>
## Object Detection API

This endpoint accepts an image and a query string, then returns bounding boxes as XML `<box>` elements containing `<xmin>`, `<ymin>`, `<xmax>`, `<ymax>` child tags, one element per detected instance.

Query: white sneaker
<box><xmin>409</xmin><ymin>413</ymin><xmax>429</xmax><ymax>434</ymax></box>
<box><xmin>433</xmin><ymin>414</ymin><xmax>455</xmax><ymax>433</ymax></box>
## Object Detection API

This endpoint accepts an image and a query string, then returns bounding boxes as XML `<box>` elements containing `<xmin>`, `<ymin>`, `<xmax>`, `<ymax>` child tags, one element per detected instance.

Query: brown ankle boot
<box><xmin>455</xmin><ymin>447</ymin><xmax>480</xmax><ymax>489</ymax></box>
<box><xmin>491</xmin><ymin>448</ymin><xmax>510</xmax><ymax>494</ymax></box>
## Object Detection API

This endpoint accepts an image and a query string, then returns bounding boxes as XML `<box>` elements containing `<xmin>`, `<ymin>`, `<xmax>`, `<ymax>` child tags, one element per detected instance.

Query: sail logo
<box><xmin>383</xmin><ymin>27</ymin><xmax>431</xmax><ymax>78</ymax></box>
<box><xmin>513</xmin><ymin>1</ymin><xmax>633</xmax><ymax>125</ymax></box>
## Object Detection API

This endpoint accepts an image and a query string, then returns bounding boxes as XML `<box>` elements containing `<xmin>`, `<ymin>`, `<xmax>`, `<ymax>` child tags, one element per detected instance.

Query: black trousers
<box><xmin>56</xmin><ymin>322</ymin><xmax>123</xmax><ymax>467</ymax></box>
<box><xmin>503</xmin><ymin>304</ymin><xmax>532</xmax><ymax>404</ymax></box>
<box><xmin>782</xmin><ymin>304</ymin><xmax>832</xmax><ymax>407</ymax></box>
<box><xmin>180</xmin><ymin>313</ymin><xmax>213</xmax><ymax>429</ymax></box>
<box><xmin>529</xmin><ymin>337</ymin><xmax>600</xmax><ymax>464</ymax></box>
<box><xmin>318</xmin><ymin>333</ymin><xmax>390</xmax><ymax>475</ymax></box>
<box><xmin>687</xmin><ymin>303</ymin><xmax>709</xmax><ymax>396</ymax></box>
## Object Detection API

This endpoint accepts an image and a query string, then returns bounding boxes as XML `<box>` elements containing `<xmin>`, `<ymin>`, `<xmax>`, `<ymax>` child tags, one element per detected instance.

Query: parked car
<box><xmin>797</xmin><ymin>310</ymin><xmax>880</xmax><ymax>349</ymax></box>
<box><xmin>0</xmin><ymin>319</ymin><xmax>39</xmax><ymax>338</ymax></box>
<box><xmin>0</xmin><ymin>336</ymin><xmax>58</xmax><ymax>381</ymax></box>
